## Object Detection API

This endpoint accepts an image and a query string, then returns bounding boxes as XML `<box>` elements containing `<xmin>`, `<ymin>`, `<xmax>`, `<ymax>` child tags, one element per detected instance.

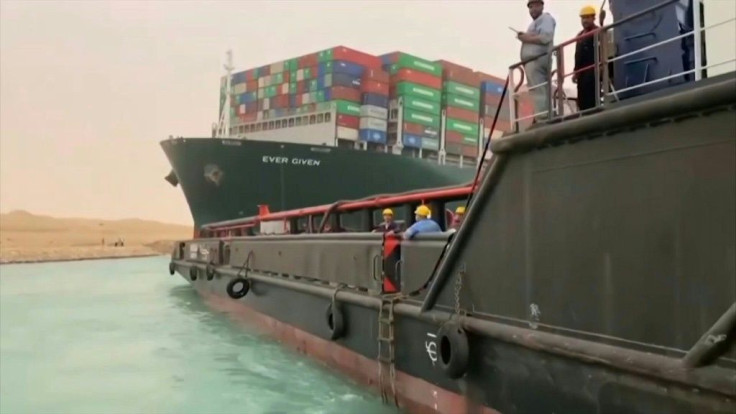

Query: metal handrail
<box><xmin>507</xmin><ymin>0</ymin><xmax>735</xmax><ymax>132</ymax></box>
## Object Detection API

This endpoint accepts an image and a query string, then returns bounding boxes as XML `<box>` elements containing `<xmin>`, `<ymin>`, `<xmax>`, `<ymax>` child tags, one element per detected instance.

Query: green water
<box><xmin>0</xmin><ymin>256</ymin><xmax>398</xmax><ymax>414</ymax></box>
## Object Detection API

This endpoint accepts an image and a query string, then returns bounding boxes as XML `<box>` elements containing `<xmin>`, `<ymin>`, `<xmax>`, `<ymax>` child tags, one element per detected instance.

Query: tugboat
<box><xmin>167</xmin><ymin>1</ymin><xmax>736</xmax><ymax>413</ymax></box>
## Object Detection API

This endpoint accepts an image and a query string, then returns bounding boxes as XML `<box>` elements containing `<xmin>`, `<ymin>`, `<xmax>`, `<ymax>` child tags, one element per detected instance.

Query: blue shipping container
<box><xmin>332</xmin><ymin>60</ymin><xmax>365</xmax><ymax>77</ymax></box>
<box><xmin>359</xmin><ymin>128</ymin><xmax>387</xmax><ymax>143</ymax></box>
<box><xmin>331</xmin><ymin>72</ymin><xmax>361</xmax><ymax>89</ymax></box>
<box><xmin>232</xmin><ymin>71</ymin><xmax>246</xmax><ymax>85</ymax></box>
<box><xmin>481</xmin><ymin>81</ymin><xmax>504</xmax><ymax>95</ymax></box>
<box><xmin>402</xmin><ymin>133</ymin><xmax>423</xmax><ymax>149</ymax></box>
<box><xmin>238</xmin><ymin>91</ymin><xmax>258</xmax><ymax>104</ymax></box>
<box><xmin>362</xmin><ymin>92</ymin><xmax>389</xmax><ymax>108</ymax></box>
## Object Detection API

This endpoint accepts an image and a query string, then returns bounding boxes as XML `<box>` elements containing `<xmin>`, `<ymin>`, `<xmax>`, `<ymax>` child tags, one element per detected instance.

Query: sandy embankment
<box><xmin>0</xmin><ymin>211</ymin><xmax>192</xmax><ymax>264</ymax></box>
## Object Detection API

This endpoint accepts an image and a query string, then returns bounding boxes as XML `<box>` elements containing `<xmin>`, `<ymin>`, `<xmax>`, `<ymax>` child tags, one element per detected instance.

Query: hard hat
<box><xmin>382</xmin><ymin>208</ymin><xmax>393</xmax><ymax>216</ymax></box>
<box><xmin>527</xmin><ymin>0</ymin><xmax>544</xmax><ymax>5</ymax></box>
<box><xmin>455</xmin><ymin>206</ymin><xmax>466</xmax><ymax>215</ymax></box>
<box><xmin>414</xmin><ymin>205</ymin><xmax>431</xmax><ymax>217</ymax></box>
<box><xmin>580</xmin><ymin>5</ymin><xmax>596</xmax><ymax>16</ymax></box>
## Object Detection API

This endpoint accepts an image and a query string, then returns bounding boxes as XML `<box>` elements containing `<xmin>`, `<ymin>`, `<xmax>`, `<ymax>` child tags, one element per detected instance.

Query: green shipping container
<box><xmin>315</xmin><ymin>90</ymin><xmax>326</xmax><ymax>103</ymax></box>
<box><xmin>318</xmin><ymin>48</ymin><xmax>334</xmax><ymax>62</ymax></box>
<box><xmin>422</xmin><ymin>137</ymin><xmax>440</xmax><ymax>150</ymax></box>
<box><xmin>285</xmin><ymin>58</ymin><xmax>299</xmax><ymax>72</ymax></box>
<box><xmin>389</xmin><ymin>53</ymin><xmax>442</xmax><ymax>77</ymax></box>
<box><xmin>402</xmin><ymin>96</ymin><xmax>440</xmax><ymax>114</ymax></box>
<box><xmin>446</xmin><ymin>118</ymin><xmax>480</xmax><ymax>137</ymax></box>
<box><xmin>308</xmin><ymin>79</ymin><xmax>319</xmax><ymax>92</ymax></box>
<box><xmin>271</xmin><ymin>72</ymin><xmax>284</xmax><ymax>85</ymax></box>
<box><xmin>403</xmin><ymin>108</ymin><xmax>441</xmax><ymax>129</ymax></box>
<box><xmin>394</xmin><ymin>82</ymin><xmax>441</xmax><ymax>102</ymax></box>
<box><xmin>335</xmin><ymin>100</ymin><xmax>361</xmax><ymax>116</ymax></box>
<box><xmin>316</xmin><ymin>102</ymin><xmax>332</xmax><ymax>111</ymax></box>
<box><xmin>443</xmin><ymin>81</ymin><xmax>480</xmax><ymax>100</ymax></box>
<box><xmin>289</xmin><ymin>82</ymin><xmax>298</xmax><ymax>95</ymax></box>
<box><xmin>265</xmin><ymin>85</ymin><xmax>278</xmax><ymax>98</ymax></box>
<box><xmin>443</xmin><ymin>93</ymin><xmax>480</xmax><ymax>111</ymax></box>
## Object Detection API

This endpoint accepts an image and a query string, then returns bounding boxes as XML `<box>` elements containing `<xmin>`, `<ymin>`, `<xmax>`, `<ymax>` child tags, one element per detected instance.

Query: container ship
<box><xmin>162</xmin><ymin>48</ymin><xmax>534</xmax><ymax>230</ymax></box>
<box><xmin>166</xmin><ymin>1</ymin><xmax>736</xmax><ymax>413</ymax></box>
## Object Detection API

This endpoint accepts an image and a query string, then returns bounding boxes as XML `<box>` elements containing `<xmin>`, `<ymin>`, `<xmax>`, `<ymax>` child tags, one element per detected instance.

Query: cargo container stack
<box><xmin>358</xmin><ymin>67</ymin><xmax>390</xmax><ymax>146</ymax></box>
<box><xmin>437</xmin><ymin>60</ymin><xmax>482</xmax><ymax>164</ymax></box>
<box><xmin>382</xmin><ymin>52</ymin><xmax>443</xmax><ymax>156</ymax></box>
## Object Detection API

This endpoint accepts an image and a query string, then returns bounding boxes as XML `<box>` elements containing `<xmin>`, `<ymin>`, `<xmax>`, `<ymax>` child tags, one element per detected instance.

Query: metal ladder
<box><xmin>377</xmin><ymin>294</ymin><xmax>400</xmax><ymax>406</ymax></box>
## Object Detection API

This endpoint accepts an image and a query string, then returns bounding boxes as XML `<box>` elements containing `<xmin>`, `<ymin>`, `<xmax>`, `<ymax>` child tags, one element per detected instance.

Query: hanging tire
<box><xmin>189</xmin><ymin>266</ymin><xmax>198</xmax><ymax>281</ymax></box>
<box><xmin>437</xmin><ymin>321</ymin><xmax>469</xmax><ymax>379</ymax></box>
<box><xmin>206</xmin><ymin>263</ymin><xmax>216</xmax><ymax>281</ymax></box>
<box><xmin>168</xmin><ymin>262</ymin><xmax>176</xmax><ymax>275</ymax></box>
<box><xmin>226</xmin><ymin>278</ymin><xmax>250</xmax><ymax>299</ymax></box>
<box><xmin>325</xmin><ymin>302</ymin><xmax>345</xmax><ymax>340</ymax></box>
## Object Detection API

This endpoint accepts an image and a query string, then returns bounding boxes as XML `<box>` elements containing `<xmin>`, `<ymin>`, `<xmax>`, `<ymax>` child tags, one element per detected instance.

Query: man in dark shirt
<box><xmin>373</xmin><ymin>208</ymin><xmax>400</xmax><ymax>233</ymax></box>
<box><xmin>573</xmin><ymin>5</ymin><xmax>599</xmax><ymax>112</ymax></box>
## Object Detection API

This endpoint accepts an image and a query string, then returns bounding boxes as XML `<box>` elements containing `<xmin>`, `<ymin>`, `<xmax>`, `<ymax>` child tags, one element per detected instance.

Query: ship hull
<box><xmin>171</xmin><ymin>264</ymin><xmax>735</xmax><ymax>414</ymax></box>
<box><xmin>161</xmin><ymin>139</ymin><xmax>475</xmax><ymax>228</ymax></box>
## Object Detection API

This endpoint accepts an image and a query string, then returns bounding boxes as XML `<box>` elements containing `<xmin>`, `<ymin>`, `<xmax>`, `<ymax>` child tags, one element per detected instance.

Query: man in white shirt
<box><xmin>517</xmin><ymin>0</ymin><xmax>557</xmax><ymax>122</ymax></box>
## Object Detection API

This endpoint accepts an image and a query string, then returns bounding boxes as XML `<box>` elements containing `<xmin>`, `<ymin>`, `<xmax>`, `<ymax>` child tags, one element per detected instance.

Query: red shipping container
<box><xmin>333</xmin><ymin>46</ymin><xmax>382</xmax><ymax>69</ymax></box>
<box><xmin>244</xmin><ymin>80</ymin><xmax>257</xmax><ymax>91</ymax></box>
<box><xmin>293</xmin><ymin>80</ymin><xmax>306</xmax><ymax>94</ymax></box>
<box><xmin>445</xmin><ymin>131</ymin><xmax>466</xmax><ymax>144</ymax></box>
<box><xmin>363</xmin><ymin>68</ymin><xmax>390</xmax><ymax>83</ymax></box>
<box><xmin>402</xmin><ymin>122</ymin><xmax>425</xmax><ymax>136</ymax></box>
<box><xmin>299</xmin><ymin>53</ymin><xmax>319</xmax><ymax>69</ymax></box>
<box><xmin>462</xmin><ymin>144</ymin><xmax>478</xmax><ymax>158</ymax></box>
<box><xmin>391</xmin><ymin>68</ymin><xmax>442</xmax><ymax>90</ymax></box>
<box><xmin>437</xmin><ymin>59</ymin><xmax>474</xmax><ymax>75</ymax></box>
<box><xmin>445</xmin><ymin>107</ymin><xmax>479</xmax><ymax>123</ymax></box>
<box><xmin>271</xmin><ymin>95</ymin><xmax>289</xmax><ymax>109</ymax></box>
<box><xmin>475</xmin><ymin>71</ymin><xmax>505</xmax><ymax>84</ymax></box>
<box><xmin>239</xmin><ymin>113</ymin><xmax>258</xmax><ymax>122</ymax></box>
<box><xmin>330</xmin><ymin>86</ymin><xmax>361</xmax><ymax>102</ymax></box>
<box><xmin>244</xmin><ymin>68</ymin><xmax>258</xmax><ymax>82</ymax></box>
<box><xmin>361</xmin><ymin>80</ymin><xmax>389</xmax><ymax>96</ymax></box>
<box><xmin>443</xmin><ymin>69</ymin><xmax>479</xmax><ymax>87</ymax></box>
<box><xmin>336</xmin><ymin>114</ymin><xmax>360</xmax><ymax>129</ymax></box>
<box><xmin>293</xmin><ymin>94</ymin><xmax>304</xmax><ymax>107</ymax></box>
<box><xmin>483</xmin><ymin>117</ymin><xmax>512</xmax><ymax>132</ymax></box>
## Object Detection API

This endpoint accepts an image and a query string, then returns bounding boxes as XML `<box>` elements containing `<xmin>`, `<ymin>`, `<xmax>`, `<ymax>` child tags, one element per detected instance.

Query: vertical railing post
<box><xmin>555</xmin><ymin>48</ymin><xmax>565</xmax><ymax>117</ymax></box>
<box><xmin>601</xmin><ymin>28</ymin><xmax>612</xmax><ymax>105</ymax></box>
<box><xmin>508</xmin><ymin>67</ymin><xmax>518</xmax><ymax>133</ymax></box>
<box><xmin>692</xmin><ymin>0</ymin><xmax>703</xmax><ymax>81</ymax></box>
<box><xmin>594</xmin><ymin>30</ymin><xmax>602</xmax><ymax>110</ymax></box>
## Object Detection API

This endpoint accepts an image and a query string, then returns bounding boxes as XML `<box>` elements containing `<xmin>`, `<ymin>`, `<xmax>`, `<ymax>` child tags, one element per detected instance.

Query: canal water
<box><xmin>0</xmin><ymin>256</ymin><xmax>398</xmax><ymax>414</ymax></box>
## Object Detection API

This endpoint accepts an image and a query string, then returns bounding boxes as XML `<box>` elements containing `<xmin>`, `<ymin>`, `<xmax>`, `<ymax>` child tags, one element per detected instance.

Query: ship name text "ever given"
<box><xmin>262</xmin><ymin>156</ymin><xmax>321</xmax><ymax>166</ymax></box>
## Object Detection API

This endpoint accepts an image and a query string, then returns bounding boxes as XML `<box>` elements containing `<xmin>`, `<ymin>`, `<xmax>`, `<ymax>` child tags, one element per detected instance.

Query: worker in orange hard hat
<box><xmin>573</xmin><ymin>5</ymin><xmax>601</xmax><ymax>112</ymax></box>
<box><xmin>372</xmin><ymin>208</ymin><xmax>400</xmax><ymax>234</ymax></box>
<box><xmin>403</xmin><ymin>205</ymin><xmax>441</xmax><ymax>240</ymax></box>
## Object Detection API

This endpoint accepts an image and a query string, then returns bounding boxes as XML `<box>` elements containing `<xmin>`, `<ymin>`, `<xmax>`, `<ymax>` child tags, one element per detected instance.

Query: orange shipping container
<box><xmin>363</xmin><ymin>68</ymin><xmax>390</xmax><ymax>83</ymax></box>
<box><xmin>390</xmin><ymin>68</ymin><xmax>442</xmax><ymax>90</ymax></box>
<box><xmin>362</xmin><ymin>80</ymin><xmax>390</xmax><ymax>95</ymax></box>
<box><xmin>446</xmin><ymin>107</ymin><xmax>479</xmax><ymax>123</ymax></box>
<box><xmin>330</xmin><ymin>86</ymin><xmax>362</xmax><ymax>102</ymax></box>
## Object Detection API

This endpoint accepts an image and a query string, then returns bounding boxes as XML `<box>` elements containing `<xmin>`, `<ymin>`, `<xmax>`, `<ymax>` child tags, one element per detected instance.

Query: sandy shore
<box><xmin>0</xmin><ymin>211</ymin><xmax>192</xmax><ymax>265</ymax></box>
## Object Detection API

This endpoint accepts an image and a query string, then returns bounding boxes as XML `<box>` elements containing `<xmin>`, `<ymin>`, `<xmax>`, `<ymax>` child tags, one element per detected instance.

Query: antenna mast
<box><xmin>215</xmin><ymin>50</ymin><xmax>234</xmax><ymax>138</ymax></box>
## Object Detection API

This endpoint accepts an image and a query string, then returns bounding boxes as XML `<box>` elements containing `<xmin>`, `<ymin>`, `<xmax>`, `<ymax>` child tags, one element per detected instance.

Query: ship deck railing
<box><xmin>506</xmin><ymin>0</ymin><xmax>736</xmax><ymax>133</ymax></box>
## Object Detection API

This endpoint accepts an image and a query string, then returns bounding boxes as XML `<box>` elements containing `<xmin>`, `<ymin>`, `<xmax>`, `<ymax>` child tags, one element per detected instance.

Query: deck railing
<box><xmin>507</xmin><ymin>0</ymin><xmax>736</xmax><ymax>132</ymax></box>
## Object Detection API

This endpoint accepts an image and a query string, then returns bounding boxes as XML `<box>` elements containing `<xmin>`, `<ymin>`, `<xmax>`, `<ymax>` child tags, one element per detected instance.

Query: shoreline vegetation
<box><xmin>0</xmin><ymin>210</ymin><xmax>191</xmax><ymax>265</ymax></box>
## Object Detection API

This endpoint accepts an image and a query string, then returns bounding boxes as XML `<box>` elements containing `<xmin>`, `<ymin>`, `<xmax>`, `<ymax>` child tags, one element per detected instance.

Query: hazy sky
<box><xmin>1</xmin><ymin>0</ymin><xmax>734</xmax><ymax>225</ymax></box>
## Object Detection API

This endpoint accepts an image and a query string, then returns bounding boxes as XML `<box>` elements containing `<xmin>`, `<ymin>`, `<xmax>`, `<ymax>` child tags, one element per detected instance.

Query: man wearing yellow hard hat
<box><xmin>449</xmin><ymin>206</ymin><xmax>466</xmax><ymax>232</ymax></box>
<box><xmin>573</xmin><ymin>5</ymin><xmax>600</xmax><ymax>112</ymax></box>
<box><xmin>372</xmin><ymin>208</ymin><xmax>400</xmax><ymax>233</ymax></box>
<box><xmin>403</xmin><ymin>205</ymin><xmax>441</xmax><ymax>240</ymax></box>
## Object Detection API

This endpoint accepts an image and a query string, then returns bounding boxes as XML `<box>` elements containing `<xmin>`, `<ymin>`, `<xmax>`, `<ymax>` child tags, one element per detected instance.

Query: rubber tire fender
<box><xmin>189</xmin><ymin>266</ymin><xmax>198</xmax><ymax>281</ymax></box>
<box><xmin>325</xmin><ymin>302</ymin><xmax>345</xmax><ymax>340</ymax></box>
<box><xmin>205</xmin><ymin>263</ymin><xmax>216</xmax><ymax>281</ymax></box>
<box><xmin>226</xmin><ymin>278</ymin><xmax>250</xmax><ymax>299</ymax></box>
<box><xmin>437</xmin><ymin>321</ymin><xmax>469</xmax><ymax>379</ymax></box>
<box><xmin>169</xmin><ymin>262</ymin><xmax>176</xmax><ymax>276</ymax></box>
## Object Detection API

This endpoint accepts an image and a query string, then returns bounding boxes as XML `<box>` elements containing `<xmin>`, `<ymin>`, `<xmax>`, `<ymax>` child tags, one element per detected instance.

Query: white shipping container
<box><xmin>239</xmin><ymin>104</ymin><xmax>246</xmax><ymax>114</ymax></box>
<box><xmin>261</xmin><ymin>98</ymin><xmax>270</xmax><ymax>111</ymax></box>
<box><xmin>232</xmin><ymin>83</ymin><xmax>247</xmax><ymax>94</ymax></box>
<box><xmin>297</xmin><ymin>69</ymin><xmax>305</xmax><ymax>82</ymax></box>
<box><xmin>336</xmin><ymin>126</ymin><xmax>359</xmax><ymax>141</ymax></box>
<box><xmin>323</xmin><ymin>74</ymin><xmax>333</xmax><ymax>88</ymax></box>
<box><xmin>270</xmin><ymin>61</ymin><xmax>285</xmax><ymax>74</ymax></box>
<box><xmin>258</xmin><ymin>78</ymin><xmax>266</xmax><ymax>88</ymax></box>
<box><xmin>302</xmin><ymin>92</ymin><xmax>312</xmax><ymax>104</ymax></box>
<box><xmin>280</xmin><ymin>84</ymin><xmax>289</xmax><ymax>95</ymax></box>
<box><xmin>359</xmin><ymin>117</ymin><xmax>388</xmax><ymax>132</ymax></box>
<box><xmin>360</xmin><ymin>105</ymin><xmax>388</xmax><ymax>119</ymax></box>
